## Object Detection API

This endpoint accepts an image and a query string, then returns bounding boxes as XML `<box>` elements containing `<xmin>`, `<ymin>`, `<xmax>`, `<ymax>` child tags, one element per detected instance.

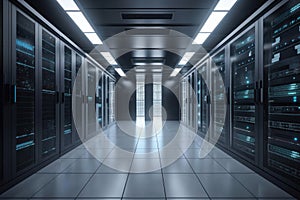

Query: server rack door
<box><xmin>73</xmin><ymin>53</ymin><xmax>83</xmax><ymax>144</ymax></box>
<box><xmin>12</xmin><ymin>10</ymin><xmax>38</xmax><ymax>174</ymax></box>
<box><xmin>230</xmin><ymin>25</ymin><xmax>259</xmax><ymax>163</ymax></box>
<box><xmin>196</xmin><ymin>71</ymin><xmax>202</xmax><ymax>132</ymax></box>
<box><xmin>106</xmin><ymin>77</ymin><xmax>111</xmax><ymax>125</ymax></box>
<box><xmin>102</xmin><ymin>75</ymin><xmax>106</xmax><ymax>127</ymax></box>
<box><xmin>109</xmin><ymin>79</ymin><xmax>115</xmax><ymax>123</ymax></box>
<box><xmin>211</xmin><ymin>50</ymin><xmax>228</xmax><ymax>146</ymax></box>
<box><xmin>263</xmin><ymin>0</ymin><xmax>300</xmax><ymax>191</ymax></box>
<box><xmin>96</xmin><ymin>70</ymin><xmax>103</xmax><ymax>128</ymax></box>
<box><xmin>106</xmin><ymin>76</ymin><xmax>109</xmax><ymax>126</ymax></box>
<box><xmin>86</xmin><ymin>62</ymin><xmax>96</xmax><ymax>138</ymax></box>
<box><xmin>38</xmin><ymin>28</ymin><xmax>59</xmax><ymax>160</ymax></box>
<box><xmin>60</xmin><ymin>44</ymin><xmax>73</xmax><ymax>151</ymax></box>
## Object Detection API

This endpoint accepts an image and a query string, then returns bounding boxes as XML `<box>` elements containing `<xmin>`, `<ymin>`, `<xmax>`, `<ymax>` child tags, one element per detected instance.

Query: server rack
<box><xmin>229</xmin><ymin>23</ymin><xmax>260</xmax><ymax>164</ymax></box>
<box><xmin>211</xmin><ymin>48</ymin><xmax>228</xmax><ymax>146</ymax></box>
<box><xmin>38</xmin><ymin>27</ymin><xmax>60</xmax><ymax>161</ymax></box>
<box><xmin>196</xmin><ymin>62</ymin><xmax>210</xmax><ymax>138</ymax></box>
<box><xmin>96</xmin><ymin>69</ymin><xmax>103</xmax><ymax>128</ymax></box>
<box><xmin>263</xmin><ymin>0</ymin><xmax>300</xmax><ymax>192</ymax></box>
<box><xmin>12</xmin><ymin>9</ymin><xmax>38</xmax><ymax>175</ymax></box>
<box><xmin>86</xmin><ymin>62</ymin><xmax>97</xmax><ymax>139</ymax></box>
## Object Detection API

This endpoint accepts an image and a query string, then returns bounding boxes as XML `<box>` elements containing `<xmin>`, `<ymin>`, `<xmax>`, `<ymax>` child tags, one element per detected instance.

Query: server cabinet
<box><xmin>181</xmin><ymin>79</ymin><xmax>187</xmax><ymax>124</ymax></box>
<box><xmin>96</xmin><ymin>70</ymin><xmax>103</xmax><ymax>128</ymax></box>
<box><xmin>109</xmin><ymin>79</ymin><xmax>115</xmax><ymax>123</ymax></box>
<box><xmin>60</xmin><ymin>44</ymin><xmax>75</xmax><ymax>152</ymax></box>
<box><xmin>230</xmin><ymin>24</ymin><xmax>259</xmax><ymax>163</ymax></box>
<box><xmin>263</xmin><ymin>0</ymin><xmax>300</xmax><ymax>191</ymax></box>
<box><xmin>86</xmin><ymin>62</ymin><xmax>97</xmax><ymax>138</ymax></box>
<box><xmin>102</xmin><ymin>75</ymin><xmax>107</xmax><ymax>127</ymax></box>
<box><xmin>197</xmin><ymin>63</ymin><xmax>210</xmax><ymax>138</ymax></box>
<box><xmin>211</xmin><ymin>49</ymin><xmax>228</xmax><ymax>146</ymax></box>
<box><xmin>38</xmin><ymin>28</ymin><xmax>60</xmax><ymax>160</ymax></box>
<box><xmin>73</xmin><ymin>53</ymin><xmax>83</xmax><ymax>143</ymax></box>
<box><xmin>12</xmin><ymin>10</ymin><xmax>38</xmax><ymax>174</ymax></box>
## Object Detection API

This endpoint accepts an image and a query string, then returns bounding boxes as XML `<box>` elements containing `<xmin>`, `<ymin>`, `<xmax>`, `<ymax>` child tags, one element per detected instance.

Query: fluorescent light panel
<box><xmin>193</xmin><ymin>0</ymin><xmax>237</xmax><ymax>45</ymax></box>
<box><xmin>100</xmin><ymin>52</ymin><xmax>117</xmax><ymax>65</ymax></box>
<box><xmin>178</xmin><ymin>52</ymin><xmax>195</xmax><ymax>66</ymax></box>
<box><xmin>57</xmin><ymin>0</ymin><xmax>103</xmax><ymax>45</ymax></box>
<box><xmin>134</xmin><ymin>62</ymin><xmax>164</xmax><ymax>66</ymax></box>
<box><xmin>115</xmin><ymin>68</ymin><xmax>126</xmax><ymax>77</ymax></box>
<box><xmin>200</xmin><ymin>11</ymin><xmax>227</xmax><ymax>33</ymax></box>
<box><xmin>57</xmin><ymin>0</ymin><xmax>79</xmax><ymax>10</ymax></box>
<box><xmin>193</xmin><ymin>32</ymin><xmax>210</xmax><ymax>44</ymax></box>
<box><xmin>170</xmin><ymin>68</ymin><xmax>182</xmax><ymax>77</ymax></box>
<box><xmin>67</xmin><ymin>12</ymin><xmax>94</xmax><ymax>32</ymax></box>
<box><xmin>85</xmin><ymin>33</ymin><xmax>102</xmax><ymax>44</ymax></box>
<box><xmin>214</xmin><ymin>0</ymin><xmax>237</xmax><ymax>11</ymax></box>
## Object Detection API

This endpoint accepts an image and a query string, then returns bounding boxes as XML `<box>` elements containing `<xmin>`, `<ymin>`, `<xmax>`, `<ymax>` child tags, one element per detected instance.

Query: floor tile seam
<box><xmin>213</xmin><ymin>158</ymin><xmax>258</xmax><ymax>199</ymax></box>
<box><xmin>156</xmin><ymin>134</ymin><xmax>167</xmax><ymax>200</ymax></box>
<box><xmin>183</xmin><ymin>153</ymin><xmax>210</xmax><ymax>198</ymax></box>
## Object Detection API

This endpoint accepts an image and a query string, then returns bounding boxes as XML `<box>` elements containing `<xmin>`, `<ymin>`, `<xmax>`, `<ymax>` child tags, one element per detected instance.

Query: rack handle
<box><xmin>12</xmin><ymin>85</ymin><xmax>17</xmax><ymax>103</ymax></box>
<box><xmin>62</xmin><ymin>93</ymin><xmax>65</xmax><ymax>104</ymax></box>
<box><xmin>56</xmin><ymin>91</ymin><xmax>60</xmax><ymax>103</ymax></box>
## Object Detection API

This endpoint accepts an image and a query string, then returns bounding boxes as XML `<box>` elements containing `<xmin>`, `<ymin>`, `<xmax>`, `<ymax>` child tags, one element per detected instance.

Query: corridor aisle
<box><xmin>0</xmin><ymin>122</ymin><xmax>294</xmax><ymax>200</ymax></box>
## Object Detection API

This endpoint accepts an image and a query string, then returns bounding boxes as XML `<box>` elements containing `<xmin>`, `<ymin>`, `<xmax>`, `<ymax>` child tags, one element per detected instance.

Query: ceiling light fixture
<box><xmin>193</xmin><ymin>0</ymin><xmax>237</xmax><ymax>45</ymax></box>
<box><xmin>56</xmin><ymin>0</ymin><xmax>102</xmax><ymax>45</ymax></box>
<box><xmin>200</xmin><ymin>11</ymin><xmax>227</xmax><ymax>33</ymax></box>
<box><xmin>56</xmin><ymin>0</ymin><xmax>79</xmax><ymax>11</ymax></box>
<box><xmin>170</xmin><ymin>68</ymin><xmax>182</xmax><ymax>77</ymax></box>
<box><xmin>193</xmin><ymin>32</ymin><xmax>210</xmax><ymax>44</ymax></box>
<box><xmin>178</xmin><ymin>52</ymin><xmax>195</xmax><ymax>66</ymax></box>
<box><xmin>214</xmin><ymin>0</ymin><xmax>237</xmax><ymax>11</ymax></box>
<box><xmin>84</xmin><ymin>33</ymin><xmax>103</xmax><ymax>44</ymax></box>
<box><xmin>100</xmin><ymin>52</ymin><xmax>118</xmax><ymax>65</ymax></box>
<box><xmin>115</xmin><ymin>68</ymin><xmax>126</xmax><ymax>77</ymax></box>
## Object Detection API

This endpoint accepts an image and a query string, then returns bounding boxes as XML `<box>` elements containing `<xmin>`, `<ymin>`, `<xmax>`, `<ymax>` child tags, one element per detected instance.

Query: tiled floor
<box><xmin>0</xmin><ymin>121</ymin><xmax>295</xmax><ymax>200</ymax></box>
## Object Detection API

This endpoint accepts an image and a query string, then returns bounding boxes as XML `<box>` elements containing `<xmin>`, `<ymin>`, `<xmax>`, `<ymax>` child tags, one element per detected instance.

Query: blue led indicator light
<box><xmin>294</xmin><ymin>137</ymin><xmax>298</xmax><ymax>142</ymax></box>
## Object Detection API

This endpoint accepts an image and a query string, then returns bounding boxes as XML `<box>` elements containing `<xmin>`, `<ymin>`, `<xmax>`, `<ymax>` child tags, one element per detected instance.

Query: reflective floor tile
<box><xmin>233</xmin><ymin>174</ymin><xmax>293</xmax><ymax>198</ymax></box>
<box><xmin>197</xmin><ymin>174</ymin><xmax>254</xmax><ymax>198</ymax></box>
<box><xmin>162</xmin><ymin>159</ymin><xmax>193</xmax><ymax>173</ymax></box>
<box><xmin>208</xmin><ymin>149</ymin><xmax>232</xmax><ymax>159</ymax></box>
<box><xmin>123</xmin><ymin>174</ymin><xmax>165</xmax><ymax>198</ymax></box>
<box><xmin>78</xmin><ymin>174</ymin><xmax>127</xmax><ymax>198</ymax></box>
<box><xmin>38</xmin><ymin>159</ymin><xmax>76</xmax><ymax>173</ymax></box>
<box><xmin>188</xmin><ymin>158</ymin><xmax>227</xmax><ymax>173</ymax></box>
<box><xmin>164</xmin><ymin>174</ymin><xmax>208</xmax><ymax>198</ymax></box>
<box><xmin>0</xmin><ymin>174</ymin><xmax>57</xmax><ymax>198</ymax></box>
<box><xmin>96</xmin><ymin>158</ymin><xmax>132</xmax><ymax>173</ymax></box>
<box><xmin>33</xmin><ymin>174</ymin><xmax>92</xmax><ymax>198</ymax></box>
<box><xmin>63</xmin><ymin>159</ymin><xmax>101</xmax><ymax>173</ymax></box>
<box><xmin>130</xmin><ymin>158</ymin><xmax>161</xmax><ymax>173</ymax></box>
<box><xmin>214</xmin><ymin>158</ymin><xmax>254</xmax><ymax>173</ymax></box>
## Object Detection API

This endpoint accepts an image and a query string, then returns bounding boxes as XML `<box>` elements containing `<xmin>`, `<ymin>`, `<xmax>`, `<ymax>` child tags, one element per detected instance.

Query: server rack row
<box><xmin>0</xmin><ymin>2</ymin><xmax>115</xmax><ymax>192</ymax></box>
<box><xmin>180</xmin><ymin>0</ymin><xmax>300</xmax><ymax>196</ymax></box>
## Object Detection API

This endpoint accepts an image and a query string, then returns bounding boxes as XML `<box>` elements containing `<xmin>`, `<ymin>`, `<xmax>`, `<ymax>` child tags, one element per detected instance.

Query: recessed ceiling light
<box><xmin>57</xmin><ymin>0</ymin><xmax>79</xmax><ymax>11</ymax></box>
<box><xmin>214</xmin><ymin>0</ymin><xmax>237</xmax><ymax>11</ymax></box>
<box><xmin>193</xmin><ymin>32</ymin><xmax>211</xmax><ymax>44</ymax></box>
<box><xmin>115</xmin><ymin>68</ymin><xmax>126</xmax><ymax>77</ymax></box>
<box><xmin>100</xmin><ymin>52</ymin><xmax>118</xmax><ymax>65</ymax></box>
<box><xmin>178</xmin><ymin>52</ymin><xmax>195</xmax><ymax>66</ymax></box>
<box><xmin>170</xmin><ymin>68</ymin><xmax>182</xmax><ymax>77</ymax></box>
<box><xmin>200</xmin><ymin>11</ymin><xmax>227</xmax><ymax>33</ymax></box>
<box><xmin>84</xmin><ymin>33</ymin><xmax>102</xmax><ymax>44</ymax></box>
<box><xmin>67</xmin><ymin>11</ymin><xmax>94</xmax><ymax>32</ymax></box>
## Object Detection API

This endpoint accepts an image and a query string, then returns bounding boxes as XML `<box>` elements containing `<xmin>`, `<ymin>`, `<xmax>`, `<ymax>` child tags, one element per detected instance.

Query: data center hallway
<box><xmin>0</xmin><ymin>121</ymin><xmax>294</xmax><ymax>200</ymax></box>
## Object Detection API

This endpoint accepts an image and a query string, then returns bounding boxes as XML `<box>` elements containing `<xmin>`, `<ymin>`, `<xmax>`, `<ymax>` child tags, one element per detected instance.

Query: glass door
<box><xmin>263</xmin><ymin>0</ymin><xmax>300</xmax><ymax>186</ymax></box>
<box><xmin>39</xmin><ymin>29</ymin><xmax>58</xmax><ymax>159</ymax></box>
<box><xmin>62</xmin><ymin>46</ymin><xmax>73</xmax><ymax>150</ymax></box>
<box><xmin>96</xmin><ymin>70</ymin><xmax>103</xmax><ymax>128</ymax></box>
<box><xmin>212</xmin><ymin>50</ymin><xmax>227</xmax><ymax>145</ymax></box>
<box><xmin>87</xmin><ymin>63</ymin><xmax>96</xmax><ymax>137</ymax></box>
<box><xmin>231</xmin><ymin>27</ymin><xmax>257</xmax><ymax>161</ymax></box>
<box><xmin>14</xmin><ymin>11</ymin><xmax>37</xmax><ymax>173</ymax></box>
<box><xmin>73</xmin><ymin>53</ymin><xmax>82</xmax><ymax>143</ymax></box>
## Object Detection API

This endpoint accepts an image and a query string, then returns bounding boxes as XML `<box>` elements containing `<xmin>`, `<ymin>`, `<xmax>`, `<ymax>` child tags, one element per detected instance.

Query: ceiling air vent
<box><xmin>121</xmin><ymin>13</ymin><xmax>173</xmax><ymax>20</ymax></box>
